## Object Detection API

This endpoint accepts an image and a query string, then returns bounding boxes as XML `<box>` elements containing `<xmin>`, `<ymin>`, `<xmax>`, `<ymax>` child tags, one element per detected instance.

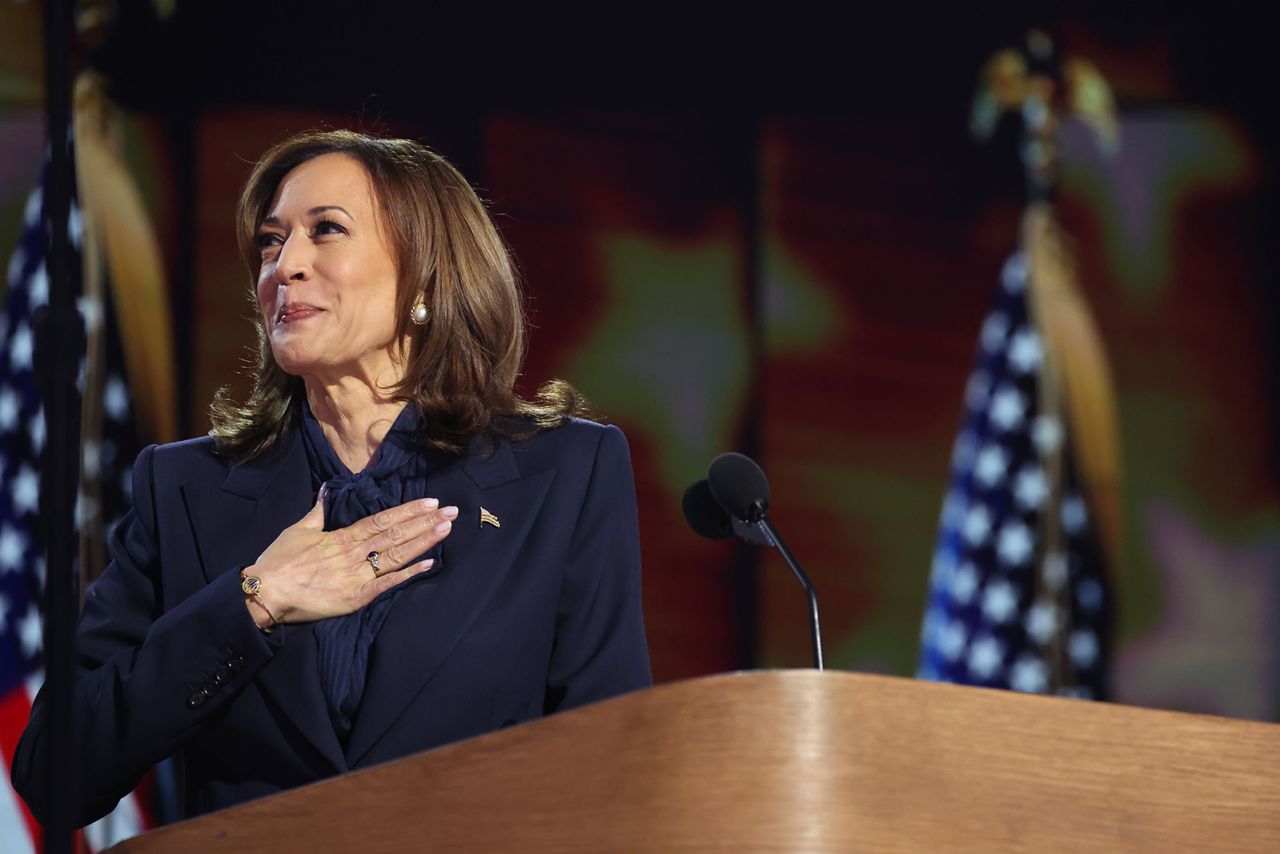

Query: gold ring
<box><xmin>366</xmin><ymin>550</ymin><xmax>382</xmax><ymax>575</ymax></box>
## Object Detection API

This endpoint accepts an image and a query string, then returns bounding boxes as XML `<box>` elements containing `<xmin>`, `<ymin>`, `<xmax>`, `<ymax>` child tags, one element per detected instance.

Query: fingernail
<box><xmin>417</xmin><ymin>558</ymin><xmax>435</xmax><ymax>571</ymax></box>
<box><xmin>422</xmin><ymin>497</ymin><xmax>440</xmax><ymax>509</ymax></box>
<box><xmin>435</xmin><ymin>519</ymin><xmax>453</xmax><ymax>534</ymax></box>
<box><xmin>318</xmin><ymin>484</ymin><xmax>328</xmax><ymax>502</ymax></box>
<box><xmin>441</xmin><ymin>505</ymin><xmax>459</xmax><ymax>519</ymax></box>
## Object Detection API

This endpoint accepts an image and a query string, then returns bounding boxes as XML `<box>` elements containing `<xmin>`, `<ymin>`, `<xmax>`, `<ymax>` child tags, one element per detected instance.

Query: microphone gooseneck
<box><xmin>699</xmin><ymin>452</ymin><xmax>824</xmax><ymax>670</ymax></box>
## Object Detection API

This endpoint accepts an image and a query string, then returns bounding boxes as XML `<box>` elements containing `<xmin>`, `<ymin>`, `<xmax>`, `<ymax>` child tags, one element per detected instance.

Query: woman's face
<box><xmin>255</xmin><ymin>153</ymin><xmax>403</xmax><ymax>386</ymax></box>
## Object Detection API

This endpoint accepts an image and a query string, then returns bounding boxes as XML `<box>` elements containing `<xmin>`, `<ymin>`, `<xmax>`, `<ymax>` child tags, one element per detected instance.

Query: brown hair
<box><xmin>210</xmin><ymin>129</ymin><xmax>584</xmax><ymax>461</ymax></box>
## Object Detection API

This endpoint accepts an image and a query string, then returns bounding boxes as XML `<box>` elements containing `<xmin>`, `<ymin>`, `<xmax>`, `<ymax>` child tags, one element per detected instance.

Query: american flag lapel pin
<box><xmin>479</xmin><ymin>507</ymin><xmax>501</xmax><ymax>529</ymax></box>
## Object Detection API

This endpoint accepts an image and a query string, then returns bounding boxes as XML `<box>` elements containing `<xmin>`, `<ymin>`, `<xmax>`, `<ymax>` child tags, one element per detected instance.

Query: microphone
<box><xmin>682</xmin><ymin>479</ymin><xmax>772</xmax><ymax>546</ymax></box>
<box><xmin>697</xmin><ymin>452</ymin><xmax>824</xmax><ymax>670</ymax></box>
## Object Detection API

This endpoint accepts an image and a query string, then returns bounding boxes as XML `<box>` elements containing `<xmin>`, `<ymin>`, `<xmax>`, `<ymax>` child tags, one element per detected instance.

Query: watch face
<box><xmin>241</xmin><ymin>575</ymin><xmax>262</xmax><ymax>596</ymax></box>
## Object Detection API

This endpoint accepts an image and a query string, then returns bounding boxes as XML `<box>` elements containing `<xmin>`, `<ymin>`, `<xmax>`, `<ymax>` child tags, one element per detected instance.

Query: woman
<box><xmin>13</xmin><ymin>130</ymin><xmax>651</xmax><ymax>826</ymax></box>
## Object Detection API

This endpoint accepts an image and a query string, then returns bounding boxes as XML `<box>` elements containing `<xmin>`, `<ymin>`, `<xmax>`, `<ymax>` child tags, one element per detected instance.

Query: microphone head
<box><xmin>682</xmin><ymin>478</ymin><xmax>735</xmax><ymax>540</ymax></box>
<box><xmin>707</xmin><ymin>452</ymin><xmax>771</xmax><ymax>522</ymax></box>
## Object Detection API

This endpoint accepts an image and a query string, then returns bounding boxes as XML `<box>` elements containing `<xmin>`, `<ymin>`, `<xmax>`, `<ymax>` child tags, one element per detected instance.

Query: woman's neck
<box><xmin>304</xmin><ymin>377</ymin><xmax>406</xmax><ymax>474</ymax></box>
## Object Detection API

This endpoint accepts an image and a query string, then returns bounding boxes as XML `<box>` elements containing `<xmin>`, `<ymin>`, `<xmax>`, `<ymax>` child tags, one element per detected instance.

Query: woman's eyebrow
<box><xmin>260</xmin><ymin>205</ymin><xmax>355</xmax><ymax>227</ymax></box>
<box><xmin>308</xmin><ymin>205</ymin><xmax>355</xmax><ymax>219</ymax></box>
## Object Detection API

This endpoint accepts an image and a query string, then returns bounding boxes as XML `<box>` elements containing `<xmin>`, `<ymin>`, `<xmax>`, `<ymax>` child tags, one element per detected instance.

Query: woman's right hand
<box><xmin>242</xmin><ymin>493</ymin><xmax>456</xmax><ymax>627</ymax></box>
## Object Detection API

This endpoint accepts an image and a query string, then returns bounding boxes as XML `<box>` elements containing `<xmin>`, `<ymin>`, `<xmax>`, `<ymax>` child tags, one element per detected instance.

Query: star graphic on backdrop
<box><xmin>570</xmin><ymin>229</ymin><xmax>843</xmax><ymax>494</ymax></box>
<box><xmin>1114</xmin><ymin>503</ymin><xmax>1280</xmax><ymax>720</ymax></box>
<box><xmin>1060</xmin><ymin>111</ymin><xmax>1256</xmax><ymax>299</ymax></box>
<box><xmin>568</xmin><ymin>230</ymin><xmax>749</xmax><ymax>490</ymax></box>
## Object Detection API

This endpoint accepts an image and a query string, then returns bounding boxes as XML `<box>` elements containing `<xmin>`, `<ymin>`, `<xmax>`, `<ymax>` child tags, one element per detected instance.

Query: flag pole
<box><xmin>37</xmin><ymin>0</ymin><xmax>82</xmax><ymax>849</ymax></box>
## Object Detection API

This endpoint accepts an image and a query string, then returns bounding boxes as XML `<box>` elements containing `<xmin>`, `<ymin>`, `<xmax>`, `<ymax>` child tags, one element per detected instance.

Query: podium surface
<box><xmin>113</xmin><ymin>671</ymin><xmax>1280</xmax><ymax>852</ymax></box>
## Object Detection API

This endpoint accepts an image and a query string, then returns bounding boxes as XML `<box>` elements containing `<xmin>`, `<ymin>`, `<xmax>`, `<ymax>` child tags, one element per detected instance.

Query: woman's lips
<box><xmin>276</xmin><ymin>304</ymin><xmax>323</xmax><ymax>324</ymax></box>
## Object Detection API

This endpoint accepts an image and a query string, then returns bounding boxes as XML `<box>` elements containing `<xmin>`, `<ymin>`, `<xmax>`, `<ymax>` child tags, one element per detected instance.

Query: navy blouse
<box><xmin>298</xmin><ymin>398</ymin><xmax>442</xmax><ymax>741</ymax></box>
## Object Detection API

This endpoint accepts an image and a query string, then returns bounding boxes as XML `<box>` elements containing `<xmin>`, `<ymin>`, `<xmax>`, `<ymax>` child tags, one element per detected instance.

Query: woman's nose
<box><xmin>273</xmin><ymin>230</ymin><xmax>313</xmax><ymax>282</ymax></box>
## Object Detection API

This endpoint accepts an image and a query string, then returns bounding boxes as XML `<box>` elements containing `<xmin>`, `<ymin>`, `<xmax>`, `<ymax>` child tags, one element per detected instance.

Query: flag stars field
<box><xmin>963</xmin><ymin>504</ymin><xmax>992</xmax><ymax>546</ymax></box>
<box><xmin>966</xmin><ymin>372</ymin><xmax>991</xmax><ymax>411</ymax></box>
<box><xmin>8</xmin><ymin>326</ymin><xmax>32</xmax><ymax>371</ymax></box>
<box><xmin>918</xmin><ymin>241</ymin><xmax>1109</xmax><ymax>701</ymax></box>
<box><xmin>1010</xmin><ymin>656</ymin><xmax>1048</xmax><ymax>693</ymax></box>
<box><xmin>1014</xmin><ymin>466</ymin><xmax>1049</xmax><ymax>509</ymax></box>
<box><xmin>1007</xmin><ymin>328</ymin><xmax>1042</xmax><ymax>374</ymax></box>
<box><xmin>950</xmin><ymin>562</ymin><xmax>979</xmax><ymax>604</ymax></box>
<box><xmin>941</xmin><ymin>621</ymin><xmax>968</xmax><ymax>661</ymax></box>
<box><xmin>1070</xmin><ymin>630</ymin><xmax>1100</xmax><ymax>668</ymax></box>
<box><xmin>104</xmin><ymin>375</ymin><xmax>130</xmax><ymax>422</ymax></box>
<box><xmin>996</xmin><ymin>521</ymin><xmax>1034</xmax><ymax>566</ymax></box>
<box><xmin>974</xmin><ymin>444</ymin><xmax>1009</xmax><ymax>488</ymax></box>
<box><xmin>982</xmin><ymin>579</ymin><xmax>1019</xmax><ymax>623</ymax></box>
<box><xmin>10</xmin><ymin>466</ymin><xmax>38</xmax><ymax>515</ymax></box>
<box><xmin>981</xmin><ymin>313</ymin><xmax>1009</xmax><ymax>352</ymax></box>
<box><xmin>989</xmin><ymin>385</ymin><xmax>1026</xmax><ymax>431</ymax></box>
<box><xmin>1025</xmin><ymin>601</ymin><xmax>1058</xmax><ymax>644</ymax></box>
<box><xmin>0</xmin><ymin>389</ymin><xmax>17</xmax><ymax>430</ymax></box>
<box><xmin>1031</xmin><ymin>415</ymin><xmax>1062</xmax><ymax>455</ymax></box>
<box><xmin>0</xmin><ymin>526</ymin><xmax>25</xmax><ymax>574</ymax></box>
<box><xmin>968</xmin><ymin>636</ymin><xmax>1005</xmax><ymax>680</ymax></box>
<box><xmin>17</xmin><ymin>604</ymin><xmax>41</xmax><ymax>658</ymax></box>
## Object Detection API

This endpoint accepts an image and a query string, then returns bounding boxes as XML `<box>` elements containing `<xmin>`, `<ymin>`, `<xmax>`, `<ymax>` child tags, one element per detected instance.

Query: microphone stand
<box><xmin>748</xmin><ymin>511</ymin><xmax>824</xmax><ymax>671</ymax></box>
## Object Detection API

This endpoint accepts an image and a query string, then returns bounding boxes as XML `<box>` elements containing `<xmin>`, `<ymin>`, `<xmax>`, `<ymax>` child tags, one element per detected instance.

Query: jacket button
<box><xmin>214</xmin><ymin>665</ymin><xmax>231</xmax><ymax>685</ymax></box>
<box><xmin>232</xmin><ymin>655</ymin><xmax>246</xmax><ymax>670</ymax></box>
<box><xmin>187</xmin><ymin>690</ymin><xmax>207</xmax><ymax>708</ymax></box>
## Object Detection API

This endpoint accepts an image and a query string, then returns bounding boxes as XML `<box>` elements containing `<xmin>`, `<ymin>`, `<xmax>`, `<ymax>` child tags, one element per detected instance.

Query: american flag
<box><xmin>918</xmin><ymin>251</ymin><xmax>1111</xmax><ymax>699</ymax></box>
<box><xmin>0</xmin><ymin>157</ymin><xmax>152</xmax><ymax>851</ymax></box>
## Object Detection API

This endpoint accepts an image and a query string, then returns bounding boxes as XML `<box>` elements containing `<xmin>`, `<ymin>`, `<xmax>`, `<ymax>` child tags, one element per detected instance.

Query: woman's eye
<box><xmin>313</xmin><ymin>219</ymin><xmax>347</xmax><ymax>236</ymax></box>
<box><xmin>256</xmin><ymin>232</ymin><xmax>282</xmax><ymax>249</ymax></box>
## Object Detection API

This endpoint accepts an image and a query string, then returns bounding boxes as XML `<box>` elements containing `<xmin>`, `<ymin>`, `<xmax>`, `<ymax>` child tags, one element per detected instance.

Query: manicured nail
<box><xmin>435</xmin><ymin>519</ymin><xmax>453</xmax><ymax>534</ymax></box>
<box><xmin>418</xmin><ymin>558</ymin><xmax>435</xmax><ymax>571</ymax></box>
<box><xmin>422</xmin><ymin>498</ymin><xmax>440</xmax><ymax>509</ymax></box>
<box><xmin>440</xmin><ymin>505</ymin><xmax>459</xmax><ymax>519</ymax></box>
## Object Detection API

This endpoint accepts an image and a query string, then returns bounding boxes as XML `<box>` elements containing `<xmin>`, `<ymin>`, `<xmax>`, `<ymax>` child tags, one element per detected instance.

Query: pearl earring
<box><xmin>410</xmin><ymin>297</ymin><xmax>430</xmax><ymax>326</ymax></box>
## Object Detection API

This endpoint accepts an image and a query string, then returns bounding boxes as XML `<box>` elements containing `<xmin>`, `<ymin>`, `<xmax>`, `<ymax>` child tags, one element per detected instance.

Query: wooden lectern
<box><xmin>111</xmin><ymin>671</ymin><xmax>1279</xmax><ymax>852</ymax></box>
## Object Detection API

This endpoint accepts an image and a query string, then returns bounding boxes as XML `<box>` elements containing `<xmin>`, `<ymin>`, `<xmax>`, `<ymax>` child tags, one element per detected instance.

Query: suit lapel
<box><xmin>181</xmin><ymin>432</ymin><xmax>348</xmax><ymax>773</ymax></box>
<box><xmin>344</xmin><ymin>440</ymin><xmax>556</xmax><ymax>766</ymax></box>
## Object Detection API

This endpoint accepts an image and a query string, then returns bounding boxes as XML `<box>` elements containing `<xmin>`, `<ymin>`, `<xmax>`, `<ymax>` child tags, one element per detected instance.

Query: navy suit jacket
<box><xmin>13</xmin><ymin>418</ymin><xmax>651</xmax><ymax>826</ymax></box>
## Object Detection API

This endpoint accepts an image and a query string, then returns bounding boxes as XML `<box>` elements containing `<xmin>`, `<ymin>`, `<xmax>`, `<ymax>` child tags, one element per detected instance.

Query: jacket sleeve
<box><xmin>11</xmin><ymin>444</ymin><xmax>279</xmax><ymax>828</ymax></box>
<box><xmin>543</xmin><ymin>424</ymin><xmax>652</xmax><ymax>714</ymax></box>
